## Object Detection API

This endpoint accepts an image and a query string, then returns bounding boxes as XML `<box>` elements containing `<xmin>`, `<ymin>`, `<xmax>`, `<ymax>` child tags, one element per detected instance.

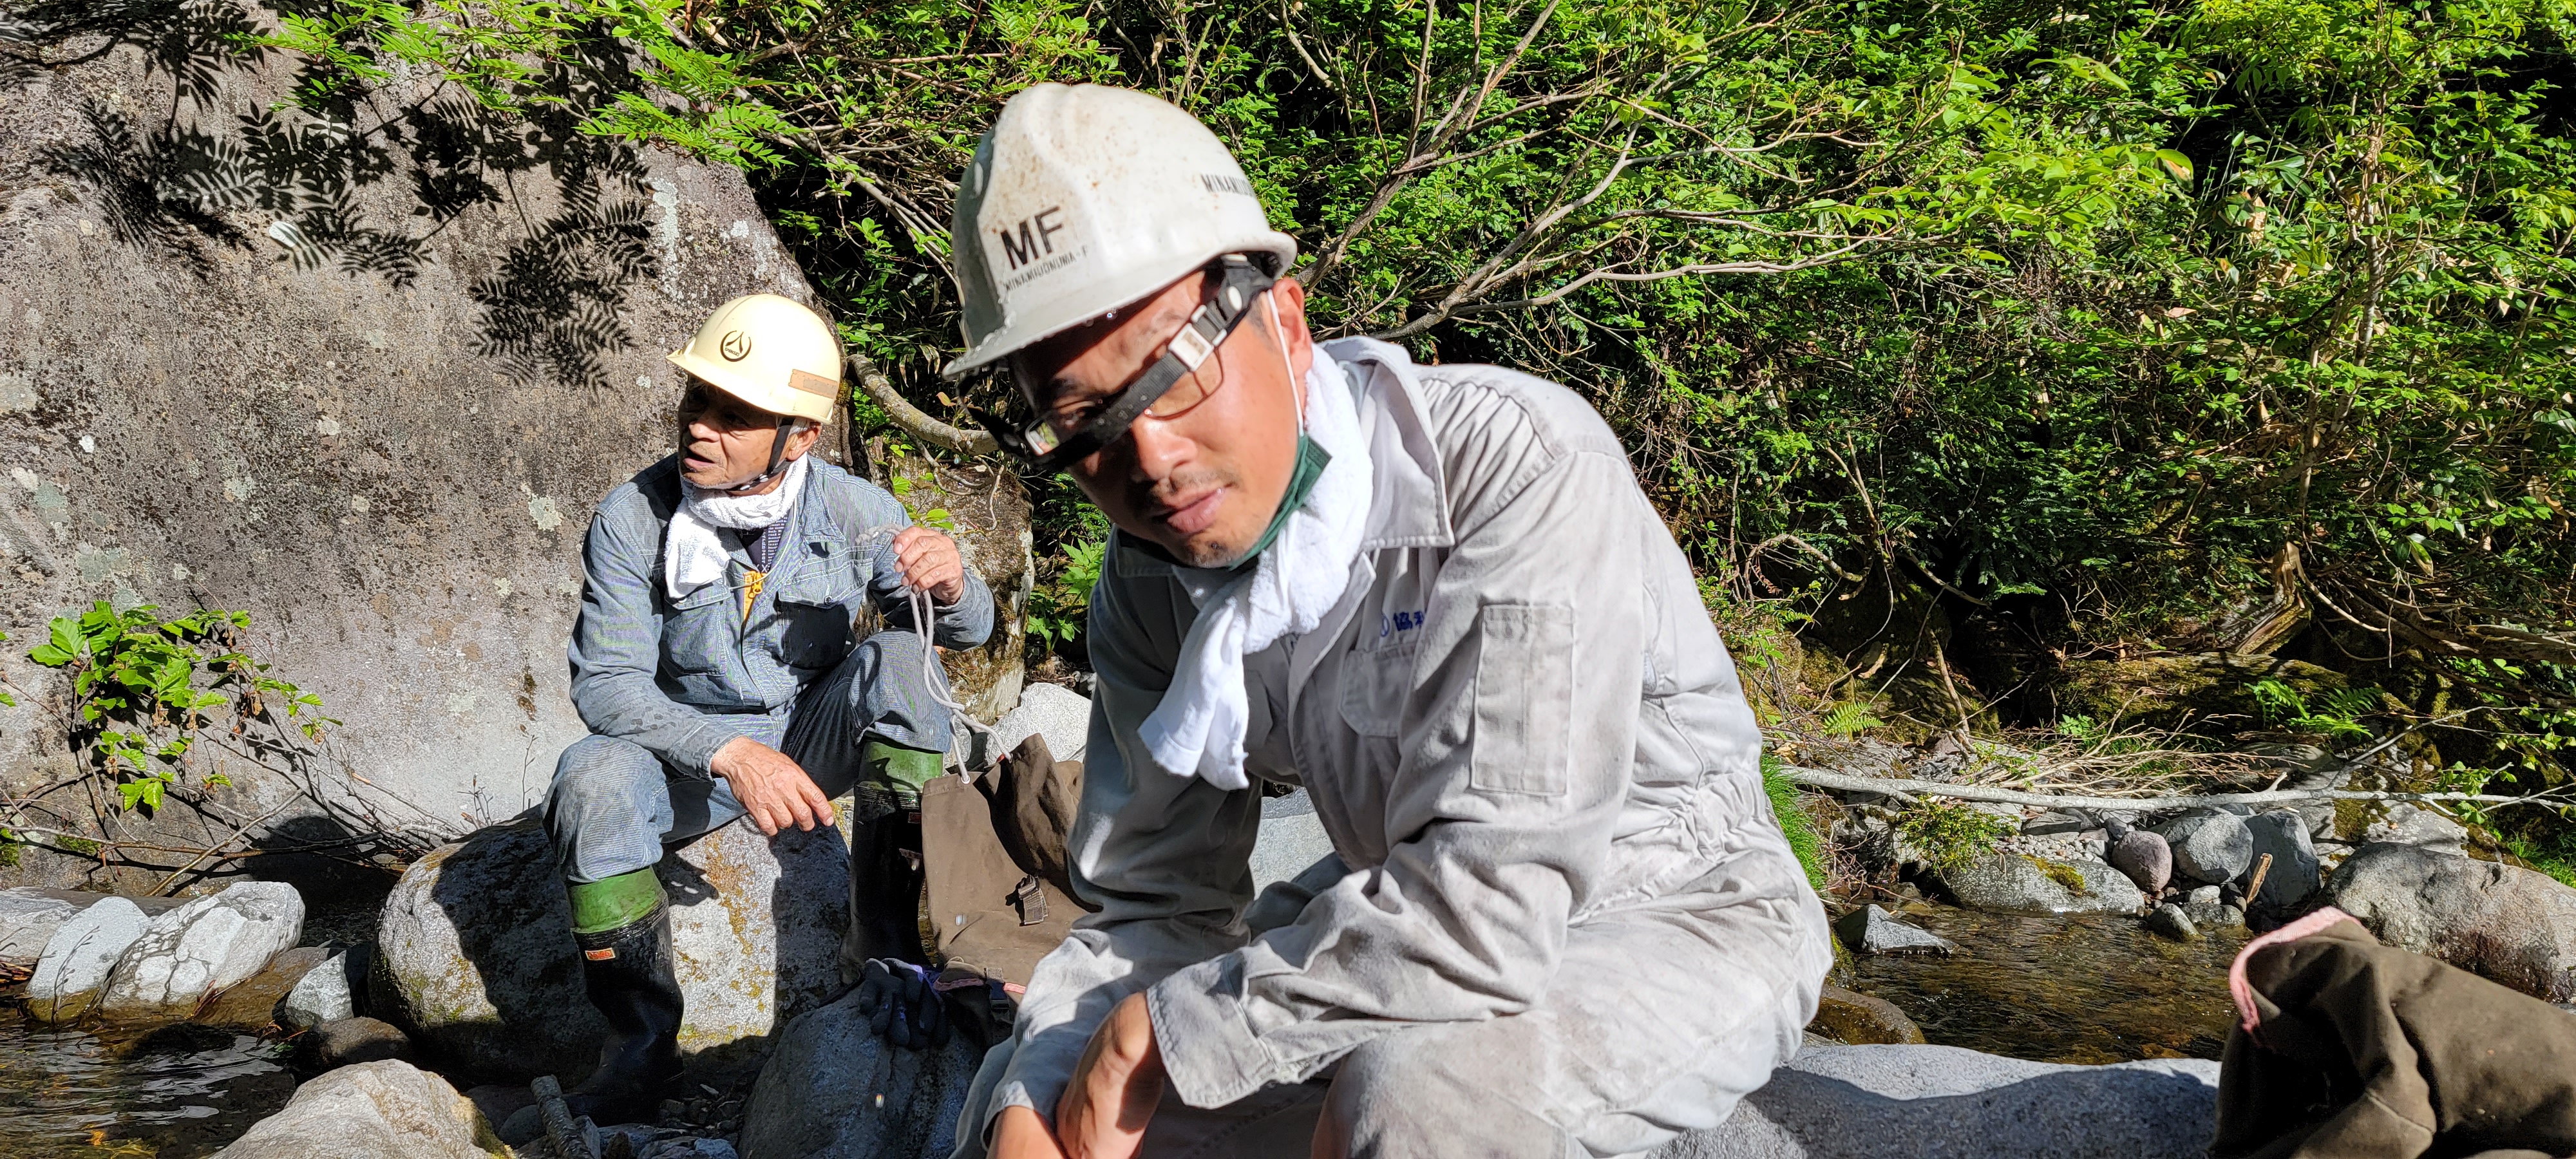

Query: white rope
<box><xmin>904</xmin><ymin>582</ymin><xmax>995</xmax><ymax>782</ymax></box>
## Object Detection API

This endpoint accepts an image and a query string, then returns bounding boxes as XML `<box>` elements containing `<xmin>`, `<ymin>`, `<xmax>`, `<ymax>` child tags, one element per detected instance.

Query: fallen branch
<box><xmin>849</xmin><ymin>353</ymin><xmax>998</xmax><ymax>457</ymax></box>
<box><xmin>1781</xmin><ymin>765</ymin><xmax>2556</xmax><ymax>812</ymax></box>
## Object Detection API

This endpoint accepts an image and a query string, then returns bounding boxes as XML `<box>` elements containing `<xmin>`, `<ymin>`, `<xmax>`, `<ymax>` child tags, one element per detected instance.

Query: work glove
<box><xmin>852</xmin><ymin>957</ymin><xmax>947</xmax><ymax>1050</ymax></box>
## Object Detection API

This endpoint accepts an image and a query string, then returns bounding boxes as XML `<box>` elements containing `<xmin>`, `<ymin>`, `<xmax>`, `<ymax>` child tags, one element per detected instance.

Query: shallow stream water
<box><xmin>0</xmin><ymin>1009</ymin><xmax>296</xmax><ymax>1158</ymax></box>
<box><xmin>1842</xmin><ymin>905</ymin><xmax>2249</xmax><ymax>1063</ymax></box>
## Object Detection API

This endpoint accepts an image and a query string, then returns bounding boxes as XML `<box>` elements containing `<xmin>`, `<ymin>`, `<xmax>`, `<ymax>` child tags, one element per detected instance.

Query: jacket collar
<box><xmin>1320</xmin><ymin>337</ymin><xmax>1453</xmax><ymax>553</ymax></box>
<box><xmin>1109</xmin><ymin>338</ymin><xmax>1453</xmax><ymax>584</ymax></box>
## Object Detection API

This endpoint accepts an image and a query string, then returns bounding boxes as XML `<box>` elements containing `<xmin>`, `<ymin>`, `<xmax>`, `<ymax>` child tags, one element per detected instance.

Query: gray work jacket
<box><xmin>567</xmin><ymin>455</ymin><xmax>994</xmax><ymax>775</ymax></box>
<box><xmin>985</xmin><ymin>339</ymin><xmax>1800</xmax><ymax>1124</ymax></box>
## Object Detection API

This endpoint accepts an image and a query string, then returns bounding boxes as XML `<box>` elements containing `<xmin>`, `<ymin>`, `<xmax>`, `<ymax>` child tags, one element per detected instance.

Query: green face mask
<box><xmin>1235</xmin><ymin>435</ymin><xmax>1331</xmax><ymax>565</ymax></box>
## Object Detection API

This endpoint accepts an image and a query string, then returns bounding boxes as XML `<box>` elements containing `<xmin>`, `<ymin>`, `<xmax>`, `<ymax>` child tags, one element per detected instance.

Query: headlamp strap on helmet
<box><xmin>981</xmin><ymin>257</ymin><xmax>1276</xmax><ymax>472</ymax></box>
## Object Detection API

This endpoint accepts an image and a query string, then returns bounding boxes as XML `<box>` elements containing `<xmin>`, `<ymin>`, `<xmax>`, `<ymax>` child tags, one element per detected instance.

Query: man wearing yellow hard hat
<box><xmin>542</xmin><ymin>293</ymin><xmax>996</xmax><ymax>1124</ymax></box>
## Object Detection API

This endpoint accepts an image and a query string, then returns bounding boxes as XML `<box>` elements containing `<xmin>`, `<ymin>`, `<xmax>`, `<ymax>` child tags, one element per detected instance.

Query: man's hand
<box><xmin>710</xmin><ymin>737</ymin><xmax>835</xmax><ymax>835</ymax></box>
<box><xmin>1052</xmin><ymin>992</ymin><xmax>1164</xmax><ymax>1159</ymax></box>
<box><xmin>893</xmin><ymin>525</ymin><xmax>969</xmax><ymax>605</ymax></box>
<box><xmin>992</xmin><ymin>1106</ymin><xmax>1070</xmax><ymax>1159</ymax></box>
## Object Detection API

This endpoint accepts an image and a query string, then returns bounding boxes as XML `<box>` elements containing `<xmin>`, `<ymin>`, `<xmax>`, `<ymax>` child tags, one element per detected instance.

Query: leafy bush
<box><xmin>25</xmin><ymin>603</ymin><xmax>334</xmax><ymax>812</ymax></box>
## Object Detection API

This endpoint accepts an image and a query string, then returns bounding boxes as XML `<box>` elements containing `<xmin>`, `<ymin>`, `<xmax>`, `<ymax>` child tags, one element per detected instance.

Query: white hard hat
<box><xmin>942</xmin><ymin>84</ymin><xmax>1298</xmax><ymax>381</ymax></box>
<box><xmin>668</xmin><ymin>294</ymin><xmax>843</xmax><ymax>424</ymax></box>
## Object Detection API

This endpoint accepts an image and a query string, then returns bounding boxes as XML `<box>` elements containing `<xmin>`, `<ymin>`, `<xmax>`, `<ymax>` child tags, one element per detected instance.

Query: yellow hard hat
<box><xmin>667</xmin><ymin>294</ymin><xmax>842</xmax><ymax>424</ymax></box>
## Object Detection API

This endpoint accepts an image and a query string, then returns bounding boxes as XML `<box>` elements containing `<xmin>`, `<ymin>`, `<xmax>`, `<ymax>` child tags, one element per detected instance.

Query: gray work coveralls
<box><xmin>955</xmin><ymin>339</ymin><xmax>1832</xmax><ymax>1158</ymax></box>
<box><xmin>547</xmin><ymin>455</ymin><xmax>993</xmax><ymax>883</ymax></box>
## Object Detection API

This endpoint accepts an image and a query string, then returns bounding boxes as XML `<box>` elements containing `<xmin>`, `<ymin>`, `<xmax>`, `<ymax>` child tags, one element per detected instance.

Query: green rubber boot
<box><xmin>849</xmin><ymin>740</ymin><xmax>943</xmax><ymax>964</ymax></box>
<box><xmin>564</xmin><ymin>869</ymin><xmax>684</xmax><ymax>1126</ymax></box>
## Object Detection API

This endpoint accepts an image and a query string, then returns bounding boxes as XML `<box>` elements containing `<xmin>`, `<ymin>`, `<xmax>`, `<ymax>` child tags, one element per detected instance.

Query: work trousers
<box><xmin>544</xmin><ymin>631</ymin><xmax>945</xmax><ymax>885</ymax></box>
<box><xmin>951</xmin><ymin>848</ymin><xmax>1828</xmax><ymax>1159</ymax></box>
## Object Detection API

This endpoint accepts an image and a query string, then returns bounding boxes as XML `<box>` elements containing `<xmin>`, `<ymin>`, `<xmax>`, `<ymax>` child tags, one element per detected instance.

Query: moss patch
<box><xmin>2027</xmin><ymin>855</ymin><xmax>2094</xmax><ymax>896</ymax></box>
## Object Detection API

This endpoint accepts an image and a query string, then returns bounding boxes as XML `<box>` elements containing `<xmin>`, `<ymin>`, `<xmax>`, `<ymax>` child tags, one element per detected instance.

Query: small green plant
<box><xmin>1897</xmin><ymin>799</ymin><xmax>2016</xmax><ymax>870</ymax></box>
<box><xmin>1820</xmin><ymin>702</ymin><xmax>1885</xmax><ymax>738</ymax></box>
<box><xmin>1762</xmin><ymin>753</ymin><xmax>1828</xmax><ymax>891</ymax></box>
<box><xmin>1027</xmin><ymin>537</ymin><xmax>1106</xmax><ymax>650</ymax></box>
<box><xmin>2249</xmin><ymin>679</ymin><xmax>2380</xmax><ymax>742</ymax></box>
<box><xmin>26</xmin><ymin>603</ymin><xmax>335</xmax><ymax>812</ymax></box>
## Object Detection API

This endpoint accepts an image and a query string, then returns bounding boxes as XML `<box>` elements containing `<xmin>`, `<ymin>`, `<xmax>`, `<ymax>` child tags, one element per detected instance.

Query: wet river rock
<box><xmin>2154</xmin><ymin>809</ymin><xmax>2255</xmax><ymax>887</ymax></box>
<box><xmin>2107</xmin><ymin>830</ymin><xmax>2174</xmax><ymax>896</ymax></box>
<box><xmin>25</xmin><ymin>895</ymin><xmax>151</xmax><ymax>1022</ymax></box>
<box><xmin>1832</xmin><ymin>905</ymin><xmax>1958</xmax><ymax>957</ymax></box>
<box><xmin>372</xmin><ymin>816</ymin><xmax>849</xmax><ymax>1082</ymax></box>
<box><xmin>1938</xmin><ymin>854</ymin><xmax>2146</xmax><ymax>915</ymax></box>
<box><xmin>99</xmin><ymin>881</ymin><xmax>305</xmax><ymax>1021</ymax></box>
<box><xmin>212</xmin><ymin>1059</ymin><xmax>507</xmax><ymax>1159</ymax></box>
<box><xmin>2242</xmin><ymin>810</ymin><xmax>2321</xmax><ymax>910</ymax></box>
<box><xmin>2320</xmin><ymin>842</ymin><xmax>2576</xmax><ymax>1002</ymax></box>
<box><xmin>736</xmin><ymin>985</ymin><xmax>984</xmax><ymax>1159</ymax></box>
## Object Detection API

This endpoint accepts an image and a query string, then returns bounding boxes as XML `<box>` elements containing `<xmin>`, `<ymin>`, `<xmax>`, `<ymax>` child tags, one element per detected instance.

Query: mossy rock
<box><xmin>2050</xmin><ymin>652</ymin><xmax>2356</xmax><ymax>735</ymax></box>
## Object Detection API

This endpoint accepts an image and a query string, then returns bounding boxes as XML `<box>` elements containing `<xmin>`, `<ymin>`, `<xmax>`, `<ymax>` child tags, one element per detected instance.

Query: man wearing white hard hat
<box><xmin>946</xmin><ymin>85</ymin><xmax>1830</xmax><ymax>1159</ymax></box>
<box><xmin>543</xmin><ymin>293</ymin><xmax>995</xmax><ymax>1124</ymax></box>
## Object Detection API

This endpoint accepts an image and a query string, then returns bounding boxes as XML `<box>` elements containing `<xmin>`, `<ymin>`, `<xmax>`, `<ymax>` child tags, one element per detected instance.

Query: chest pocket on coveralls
<box><xmin>660</xmin><ymin>581</ymin><xmax>737</xmax><ymax>675</ymax></box>
<box><xmin>1337</xmin><ymin>639</ymin><xmax>1418</xmax><ymax>739</ymax></box>
<box><xmin>768</xmin><ymin>545</ymin><xmax>860</xmax><ymax>671</ymax></box>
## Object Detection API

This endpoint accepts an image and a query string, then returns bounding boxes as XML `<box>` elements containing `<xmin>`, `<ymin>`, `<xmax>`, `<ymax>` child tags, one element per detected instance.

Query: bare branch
<box><xmin>849</xmin><ymin>353</ymin><xmax>998</xmax><ymax>456</ymax></box>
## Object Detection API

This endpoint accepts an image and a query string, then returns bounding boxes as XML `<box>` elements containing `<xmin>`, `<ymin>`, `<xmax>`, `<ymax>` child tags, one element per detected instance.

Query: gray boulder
<box><xmin>2362</xmin><ymin>804</ymin><xmax>2468</xmax><ymax>854</ymax></box>
<box><xmin>1832</xmin><ymin>906</ymin><xmax>1958</xmax><ymax>957</ymax></box>
<box><xmin>2179</xmin><ymin>901</ymin><xmax>2244</xmax><ymax>930</ymax></box>
<box><xmin>26</xmin><ymin>896</ymin><xmax>151</xmax><ymax>1022</ymax></box>
<box><xmin>1651</xmin><ymin>1044</ymin><xmax>2220</xmax><ymax>1159</ymax></box>
<box><xmin>1251</xmin><ymin>791</ymin><xmax>1337</xmax><ymax>896</ymax></box>
<box><xmin>2146</xmin><ymin>903</ymin><xmax>2199</xmax><ymax>941</ymax></box>
<box><xmin>98</xmin><ymin>880</ymin><xmax>304</xmax><ymax>1020</ymax></box>
<box><xmin>2155</xmin><ymin>809</ymin><xmax>2254</xmax><ymax>887</ymax></box>
<box><xmin>372</xmin><ymin>816</ymin><xmax>849</xmax><ymax>1082</ymax></box>
<box><xmin>2242</xmin><ymin>810</ymin><xmax>2321</xmax><ymax>909</ymax></box>
<box><xmin>2319</xmin><ymin>842</ymin><xmax>2576</xmax><ymax>1001</ymax></box>
<box><xmin>279</xmin><ymin>945</ymin><xmax>369</xmax><ymax>1032</ymax></box>
<box><xmin>0</xmin><ymin>888</ymin><xmax>83</xmax><ymax>965</ymax></box>
<box><xmin>2107</xmin><ymin>830</ymin><xmax>2173</xmax><ymax>896</ymax></box>
<box><xmin>735</xmin><ymin>986</ymin><xmax>985</xmax><ymax>1159</ymax></box>
<box><xmin>212</xmin><ymin>1059</ymin><xmax>506</xmax><ymax>1158</ymax></box>
<box><xmin>303</xmin><ymin>1017</ymin><xmax>416</xmax><ymax>1069</ymax></box>
<box><xmin>993</xmin><ymin>681</ymin><xmax>1091</xmax><ymax>762</ymax></box>
<box><xmin>1938</xmin><ymin>855</ymin><xmax>2146</xmax><ymax>914</ymax></box>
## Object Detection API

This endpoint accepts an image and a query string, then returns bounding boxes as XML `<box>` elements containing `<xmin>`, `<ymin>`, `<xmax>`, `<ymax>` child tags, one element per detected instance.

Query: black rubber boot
<box><xmin>565</xmin><ymin>903</ymin><xmax>685</xmax><ymax>1126</ymax></box>
<box><xmin>848</xmin><ymin>807</ymin><xmax>929</xmax><ymax>965</ymax></box>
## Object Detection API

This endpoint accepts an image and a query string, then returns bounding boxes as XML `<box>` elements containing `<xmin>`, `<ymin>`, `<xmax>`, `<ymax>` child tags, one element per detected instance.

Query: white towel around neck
<box><xmin>1136</xmin><ymin>357</ymin><xmax>1373</xmax><ymax>789</ymax></box>
<box><xmin>664</xmin><ymin>454</ymin><xmax>810</xmax><ymax>599</ymax></box>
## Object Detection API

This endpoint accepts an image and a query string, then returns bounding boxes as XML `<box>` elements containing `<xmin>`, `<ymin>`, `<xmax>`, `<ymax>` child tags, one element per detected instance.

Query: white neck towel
<box><xmin>1137</xmin><ymin>357</ymin><xmax>1373</xmax><ymax>789</ymax></box>
<box><xmin>665</xmin><ymin>454</ymin><xmax>810</xmax><ymax>599</ymax></box>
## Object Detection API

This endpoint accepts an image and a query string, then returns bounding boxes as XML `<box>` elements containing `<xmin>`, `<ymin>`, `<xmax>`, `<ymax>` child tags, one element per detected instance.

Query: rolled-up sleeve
<box><xmin>565</xmin><ymin>493</ymin><xmax>753</xmax><ymax>776</ymax></box>
<box><xmin>1148</xmin><ymin>448</ymin><xmax>1648</xmax><ymax>1108</ymax></box>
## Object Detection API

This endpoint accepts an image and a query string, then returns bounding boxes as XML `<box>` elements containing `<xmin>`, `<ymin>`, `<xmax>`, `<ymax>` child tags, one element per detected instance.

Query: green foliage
<box><xmin>1028</xmin><ymin>536</ymin><xmax>1107</xmax><ymax>650</ymax></box>
<box><xmin>1898</xmin><ymin>799</ymin><xmax>2017</xmax><ymax>870</ymax></box>
<box><xmin>2503</xmin><ymin>830</ymin><xmax>2576</xmax><ymax>887</ymax></box>
<box><xmin>26</xmin><ymin>603</ymin><xmax>334</xmax><ymax>813</ymax></box>
<box><xmin>1820</xmin><ymin>702</ymin><xmax>1886</xmax><ymax>737</ymax></box>
<box><xmin>2248</xmin><ymin>679</ymin><xmax>2381</xmax><ymax>741</ymax></box>
<box><xmin>222</xmin><ymin>0</ymin><xmax>2576</xmax><ymax>842</ymax></box>
<box><xmin>1763</xmin><ymin>753</ymin><xmax>1829</xmax><ymax>890</ymax></box>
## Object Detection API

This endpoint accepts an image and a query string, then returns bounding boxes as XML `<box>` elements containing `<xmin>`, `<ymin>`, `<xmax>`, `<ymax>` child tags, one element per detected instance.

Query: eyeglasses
<box><xmin>976</xmin><ymin>256</ymin><xmax>1276</xmax><ymax>473</ymax></box>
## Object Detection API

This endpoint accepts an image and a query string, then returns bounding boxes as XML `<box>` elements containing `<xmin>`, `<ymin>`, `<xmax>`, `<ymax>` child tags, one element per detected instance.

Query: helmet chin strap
<box><xmin>721</xmin><ymin>416</ymin><xmax>802</xmax><ymax>494</ymax></box>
